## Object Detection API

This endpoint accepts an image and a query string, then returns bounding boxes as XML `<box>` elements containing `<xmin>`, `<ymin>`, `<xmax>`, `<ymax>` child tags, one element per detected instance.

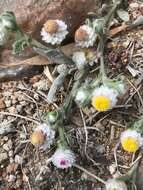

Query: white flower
<box><xmin>41</xmin><ymin>19</ymin><xmax>68</xmax><ymax>45</ymax></box>
<box><xmin>51</xmin><ymin>148</ymin><xmax>75</xmax><ymax>169</ymax></box>
<box><xmin>30</xmin><ymin>123</ymin><xmax>55</xmax><ymax>150</ymax></box>
<box><xmin>121</xmin><ymin>129</ymin><xmax>143</xmax><ymax>153</ymax></box>
<box><xmin>75</xmin><ymin>25</ymin><xmax>96</xmax><ymax>48</ymax></box>
<box><xmin>91</xmin><ymin>85</ymin><xmax>118</xmax><ymax>111</ymax></box>
<box><xmin>72</xmin><ymin>51</ymin><xmax>87</xmax><ymax>70</ymax></box>
<box><xmin>106</xmin><ymin>179</ymin><xmax>127</xmax><ymax>190</ymax></box>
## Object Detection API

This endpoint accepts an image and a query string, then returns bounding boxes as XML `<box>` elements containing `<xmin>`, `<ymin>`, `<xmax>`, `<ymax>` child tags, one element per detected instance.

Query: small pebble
<box><xmin>15</xmin><ymin>155</ymin><xmax>23</xmax><ymax>165</ymax></box>
<box><xmin>8</xmin><ymin>107</ymin><xmax>17</xmax><ymax>113</ymax></box>
<box><xmin>0</xmin><ymin>152</ymin><xmax>8</xmax><ymax>163</ymax></box>
<box><xmin>0</xmin><ymin>99</ymin><xmax>6</xmax><ymax>109</ymax></box>
<box><xmin>16</xmin><ymin>104</ymin><xmax>23</xmax><ymax>113</ymax></box>
<box><xmin>5</xmin><ymin>100</ymin><xmax>12</xmax><ymax>108</ymax></box>
<box><xmin>8</xmin><ymin>174</ymin><xmax>16</xmax><ymax>182</ymax></box>
<box><xmin>8</xmin><ymin>150</ymin><xmax>14</xmax><ymax>157</ymax></box>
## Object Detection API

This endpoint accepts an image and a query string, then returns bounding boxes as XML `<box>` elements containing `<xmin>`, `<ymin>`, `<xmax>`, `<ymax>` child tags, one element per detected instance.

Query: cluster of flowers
<box><xmin>38</xmin><ymin>19</ymin><xmax>143</xmax><ymax>189</ymax></box>
<box><xmin>41</xmin><ymin>19</ymin><xmax>96</xmax><ymax>47</ymax></box>
<box><xmin>0</xmin><ymin>10</ymin><xmax>142</xmax><ymax>189</ymax></box>
<box><xmin>72</xmin><ymin>51</ymin><xmax>126</xmax><ymax>112</ymax></box>
<box><xmin>30</xmin><ymin>112</ymin><xmax>75</xmax><ymax>169</ymax></box>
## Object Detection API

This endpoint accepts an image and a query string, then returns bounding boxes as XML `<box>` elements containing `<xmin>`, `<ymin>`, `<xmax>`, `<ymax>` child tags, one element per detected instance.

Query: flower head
<box><xmin>41</xmin><ymin>19</ymin><xmax>68</xmax><ymax>45</ymax></box>
<box><xmin>30</xmin><ymin>123</ymin><xmax>55</xmax><ymax>150</ymax></box>
<box><xmin>91</xmin><ymin>85</ymin><xmax>118</xmax><ymax>111</ymax></box>
<box><xmin>105</xmin><ymin>179</ymin><xmax>127</xmax><ymax>190</ymax></box>
<box><xmin>51</xmin><ymin>148</ymin><xmax>75</xmax><ymax>169</ymax></box>
<box><xmin>121</xmin><ymin>129</ymin><xmax>143</xmax><ymax>153</ymax></box>
<box><xmin>75</xmin><ymin>25</ymin><xmax>96</xmax><ymax>48</ymax></box>
<box><xmin>72</xmin><ymin>51</ymin><xmax>87</xmax><ymax>70</ymax></box>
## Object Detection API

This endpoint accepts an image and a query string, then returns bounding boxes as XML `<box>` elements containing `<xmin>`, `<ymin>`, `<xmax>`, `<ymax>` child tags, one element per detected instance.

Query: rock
<box><xmin>2</xmin><ymin>91</ymin><xmax>12</xmax><ymax>97</ymax></box>
<box><xmin>7</xmin><ymin>174</ymin><xmax>16</xmax><ymax>182</ymax></box>
<box><xmin>96</xmin><ymin>145</ymin><xmax>105</xmax><ymax>154</ymax></box>
<box><xmin>14</xmin><ymin>155</ymin><xmax>23</xmax><ymax>165</ymax></box>
<box><xmin>8</xmin><ymin>150</ymin><xmax>14</xmax><ymax>157</ymax></box>
<box><xmin>3</xmin><ymin>140</ymin><xmax>12</xmax><ymax>151</ymax></box>
<box><xmin>5</xmin><ymin>100</ymin><xmax>12</xmax><ymax>108</ymax></box>
<box><xmin>0</xmin><ymin>122</ymin><xmax>14</xmax><ymax>135</ymax></box>
<box><xmin>3</xmin><ymin>144</ymin><xmax>9</xmax><ymax>151</ymax></box>
<box><xmin>7</xmin><ymin>106</ymin><xmax>17</xmax><ymax>113</ymax></box>
<box><xmin>0</xmin><ymin>99</ymin><xmax>6</xmax><ymax>109</ymax></box>
<box><xmin>16</xmin><ymin>104</ymin><xmax>23</xmax><ymax>113</ymax></box>
<box><xmin>0</xmin><ymin>152</ymin><xmax>8</xmax><ymax>163</ymax></box>
<box><xmin>7</xmin><ymin>163</ymin><xmax>18</xmax><ymax>173</ymax></box>
<box><xmin>0</xmin><ymin>0</ymin><xmax>100</xmax><ymax>41</ymax></box>
<box><xmin>33</xmin><ymin>79</ymin><xmax>49</xmax><ymax>91</ymax></box>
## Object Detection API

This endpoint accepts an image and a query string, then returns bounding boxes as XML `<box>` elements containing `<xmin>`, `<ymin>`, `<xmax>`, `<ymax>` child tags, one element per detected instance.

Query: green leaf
<box><xmin>12</xmin><ymin>36</ymin><xmax>32</xmax><ymax>55</ymax></box>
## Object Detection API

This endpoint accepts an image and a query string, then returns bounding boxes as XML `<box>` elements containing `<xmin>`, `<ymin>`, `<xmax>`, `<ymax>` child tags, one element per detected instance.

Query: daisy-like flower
<box><xmin>51</xmin><ymin>148</ymin><xmax>75</xmax><ymax>169</ymax></box>
<box><xmin>41</xmin><ymin>19</ymin><xmax>68</xmax><ymax>45</ymax></box>
<box><xmin>75</xmin><ymin>25</ymin><xmax>96</xmax><ymax>48</ymax></box>
<box><xmin>72</xmin><ymin>51</ymin><xmax>87</xmax><ymax>70</ymax></box>
<box><xmin>121</xmin><ymin>129</ymin><xmax>143</xmax><ymax>153</ymax></box>
<box><xmin>91</xmin><ymin>85</ymin><xmax>118</xmax><ymax>112</ymax></box>
<box><xmin>30</xmin><ymin>123</ymin><xmax>55</xmax><ymax>150</ymax></box>
<box><xmin>105</xmin><ymin>178</ymin><xmax>127</xmax><ymax>190</ymax></box>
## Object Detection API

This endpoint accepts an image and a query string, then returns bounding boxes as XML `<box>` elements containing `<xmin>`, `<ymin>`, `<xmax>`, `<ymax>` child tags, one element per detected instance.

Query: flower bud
<box><xmin>75</xmin><ymin>88</ymin><xmax>91</xmax><ymax>107</ymax></box>
<box><xmin>72</xmin><ymin>51</ymin><xmax>87</xmax><ymax>70</ymax></box>
<box><xmin>48</xmin><ymin>111</ymin><xmax>59</xmax><ymax>124</ymax></box>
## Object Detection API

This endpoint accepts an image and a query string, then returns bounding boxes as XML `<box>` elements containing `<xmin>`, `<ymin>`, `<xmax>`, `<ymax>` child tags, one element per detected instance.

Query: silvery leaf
<box><xmin>117</xmin><ymin>9</ymin><xmax>130</xmax><ymax>22</ymax></box>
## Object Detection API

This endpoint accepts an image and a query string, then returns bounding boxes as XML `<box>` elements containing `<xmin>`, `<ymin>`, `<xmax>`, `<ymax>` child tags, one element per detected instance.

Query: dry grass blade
<box><xmin>0</xmin><ymin>56</ymin><xmax>49</xmax><ymax>68</ymax></box>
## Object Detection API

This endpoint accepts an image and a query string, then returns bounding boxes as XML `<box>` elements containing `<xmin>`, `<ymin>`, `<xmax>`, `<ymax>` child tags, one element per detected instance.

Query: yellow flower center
<box><xmin>91</xmin><ymin>96</ymin><xmax>111</xmax><ymax>111</ymax></box>
<box><xmin>44</xmin><ymin>20</ymin><xmax>58</xmax><ymax>34</ymax></box>
<box><xmin>30</xmin><ymin>131</ymin><xmax>45</xmax><ymax>146</ymax></box>
<box><xmin>75</xmin><ymin>28</ymin><xmax>88</xmax><ymax>41</ymax></box>
<box><xmin>121</xmin><ymin>137</ymin><xmax>139</xmax><ymax>153</ymax></box>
